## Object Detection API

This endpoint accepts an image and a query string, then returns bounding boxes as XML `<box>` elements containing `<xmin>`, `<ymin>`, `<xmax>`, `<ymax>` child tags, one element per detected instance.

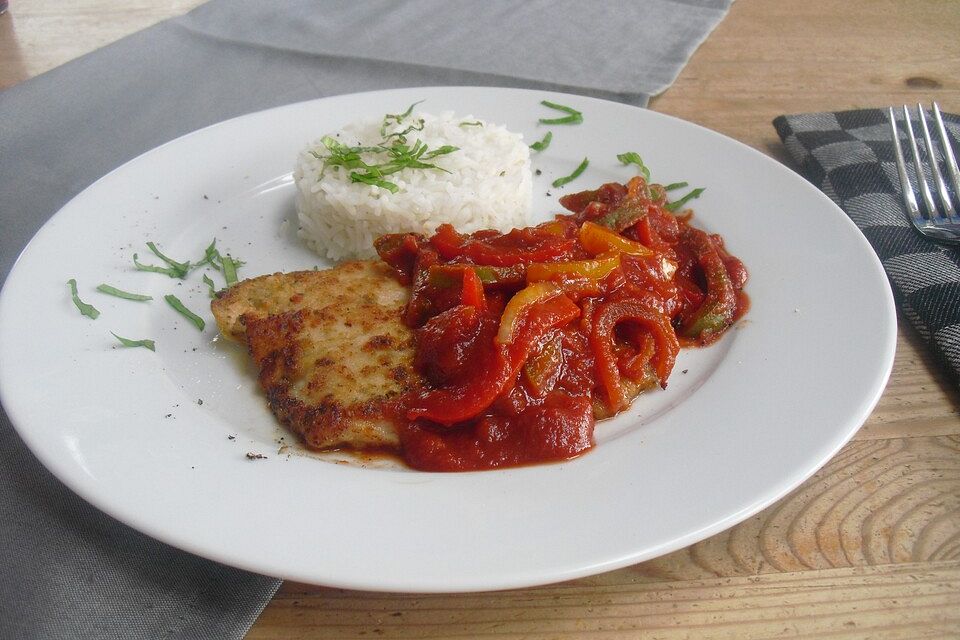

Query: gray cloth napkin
<box><xmin>774</xmin><ymin>110</ymin><xmax>960</xmax><ymax>385</ymax></box>
<box><xmin>0</xmin><ymin>1</ymin><xmax>731</xmax><ymax>637</ymax></box>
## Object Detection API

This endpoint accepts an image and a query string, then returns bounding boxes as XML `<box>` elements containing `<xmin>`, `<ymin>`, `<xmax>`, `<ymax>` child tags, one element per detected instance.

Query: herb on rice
<box><xmin>311</xmin><ymin>102</ymin><xmax>460</xmax><ymax>193</ymax></box>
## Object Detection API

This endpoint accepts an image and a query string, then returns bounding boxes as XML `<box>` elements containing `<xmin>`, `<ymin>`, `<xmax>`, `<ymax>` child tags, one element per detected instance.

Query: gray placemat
<box><xmin>0</xmin><ymin>1</ymin><xmax>732</xmax><ymax>637</ymax></box>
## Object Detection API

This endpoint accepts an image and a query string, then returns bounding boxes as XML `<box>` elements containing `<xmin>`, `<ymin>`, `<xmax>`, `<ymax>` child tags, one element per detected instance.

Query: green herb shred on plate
<box><xmin>96</xmin><ymin>283</ymin><xmax>152</xmax><ymax>301</ymax></box>
<box><xmin>538</xmin><ymin>100</ymin><xmax>583</xmax><ymax>125</ymax></box>
<box><xmin>530</xmin><ymin>131</ymin><xmax>552</xmax><ymax>152</ymax></box>
<box><xmin>199</xmin><ymin>239</ymin><xmax>243</xmax><ymax>287</ymax></box>
<box><xmin>552</xmin><ymin>157</ymin><xmax>589</xmax><ymax>188</ymax></box>
<box><xmin>616</xmin><ymin>151</ymin><xmax>651</xmax><ymax>181</ymax></box>
<box><xmin>133</xmin><ymin>242</ymin><xmax>191</xmax><ymax>279</ymax></box>
<box><xmin>164</xmin><ymin>294</ymin><xmax>205</xmax><ymax>331</ymax></box>
<box><xmin>110</xmin><ymin>332</ymin><xmax>156</xmax><ymax>351</ymax></box>
<box><xmin>312</xmin><ymin>102</ymin><xmax>460</xmax><ymax>193</ymax></box>
<box><xmin>663</xmin><ymin>181</ymin><xmax>689</xmax><ymax>191</ymax></box>
<box><xmin>67</xmin><ymin>279</ymin><xmax>100</xmax><ymax>319</ymax></box>
<box><xmin>202</xmin><ymin>274</ymin><xmax>218</xmax><ymax>297</ymax></box>
<box><xmin>666</xmin><ymin>187</ymin><xmax>706</xmax><ymax>212</ymax></box>
<box><xmin>134</xmin><ymin>239</ymin><xmax>242</xmax><ymax>289</ymax></box>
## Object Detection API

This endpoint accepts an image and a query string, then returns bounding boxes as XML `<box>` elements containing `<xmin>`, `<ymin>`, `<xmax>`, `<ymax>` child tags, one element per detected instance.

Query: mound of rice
<box><xmin>294</xmin><ymin>110</ymin><xmax>532</xmax><ymax>261</ymax></box>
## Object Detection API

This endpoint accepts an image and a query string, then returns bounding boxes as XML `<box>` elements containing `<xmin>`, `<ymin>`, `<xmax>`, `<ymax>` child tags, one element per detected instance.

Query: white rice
<box><xmin>294</xmin><ymin>110</ymin><xmax>532</xmax><ymax>261</ymax></box>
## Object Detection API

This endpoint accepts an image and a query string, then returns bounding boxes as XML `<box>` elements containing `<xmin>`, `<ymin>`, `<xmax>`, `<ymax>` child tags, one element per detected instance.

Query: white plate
<box><xmin>0</xmin><ymin>87</ymin><xmax>896</xmax><ymax>592</ymax></box>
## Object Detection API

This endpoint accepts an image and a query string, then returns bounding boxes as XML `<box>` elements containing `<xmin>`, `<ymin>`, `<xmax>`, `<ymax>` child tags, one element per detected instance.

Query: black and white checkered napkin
<box><xmin>773</xmin><ymin>109</ymin><xmax>960</xmax><ymax>385</ymax></box>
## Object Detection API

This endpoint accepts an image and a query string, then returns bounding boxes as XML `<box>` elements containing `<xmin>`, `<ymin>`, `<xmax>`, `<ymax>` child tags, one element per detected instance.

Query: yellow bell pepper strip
<box><xmin>496</xmin><ymin>282</ymin><xmax>563</xmax><ymax>345</ymax></box>
<box><xmin>590</xmin><ymin>297</ymin><xmax>679</xmax><ymax>413</ymax></box>
<box><xmin>526</xmin><ymin>253</ymin><xmax>621</xmax><ymax>284</ymax></box>
<box><xmin>578</xmin><ymin>221</ymin><xmax>653</xmax><ymax>257</ymax></box>
<box><xmin>536</xmin><ymin>219</ymin><xmax>571</xmax><ymax>236</ymax></box>
<box><xmin>523</xmin><ymin>334</ymin><xmax>564</xmax><ymax>395</ymax></box>
<box><xmin>678</xmin><ymin>227</ymin><xmax>737</xmax><ymax>344</ymax></box>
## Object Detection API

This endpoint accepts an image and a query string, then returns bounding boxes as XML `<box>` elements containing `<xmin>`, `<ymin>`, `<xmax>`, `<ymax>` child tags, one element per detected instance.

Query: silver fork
<box><xmin>888</xmin><ymin>102</ymin><xmax>960</xmax><ymax>244</ymax></box>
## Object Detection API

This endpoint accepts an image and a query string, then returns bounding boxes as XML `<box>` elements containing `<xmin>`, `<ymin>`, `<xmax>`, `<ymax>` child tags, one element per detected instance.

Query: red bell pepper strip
<box><xmin>407</xmin><ymin>294</ymin><xmax>580</xmax><ymax>425</ymax></box>
<box><xmin>590</xmin><ymin>297</ymin><xmax>680</xmax><ymax>413</ymax></box>
<box><xmin>429</xmin><ymin>224</ymin><xmax>577</xmax><ymax>266</ymax></box>
<box><xmin>374</xmin><ymin>232</ymin><xmax>424</xmax><ymax>283</ymax></box>
<box><xmin>460</xmin><ymin>267</ymin><xmax>487</xmax><ymax>310</ymax></box>
<box><xmin>559</xmin><ymin>181</ymin><xmax>627</xmax><ymax>213</ymax></box>
<box><xmin>678</xmin><ymin>227</ymin><xmax>737</xmax><ymax>343</ymax></box>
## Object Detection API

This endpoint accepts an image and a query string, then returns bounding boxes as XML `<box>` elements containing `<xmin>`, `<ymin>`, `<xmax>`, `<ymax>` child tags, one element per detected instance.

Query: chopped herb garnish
<box><xmin>616</xmin><ymin>151</ymin><xmax>651</xmax><ymax>180</ymax></box>
<box><xmin>666</xmin><ymin>187</ymin><xmax>706</xmax><ymax>212</ymax></box>
<box><xmin>146</xmin><ymin>242</ymin><xmax>190</xmax><ymax>278</ymax></box>
<box><xmin>538</xmin><ymin>100</ymin><xmax>583</xmax><ymax>125</ymax></box>
<box><xmin>194</xmin><ymin>239</ymin><xmax>221</xmax><ymax>269</ymax></box>
<box><xmin>221</xmin><ymin>255</ymin><xmax>240</xmax><ymax>286</ymax></box>
<box><xmin>164</xmin><ymin>294</ymin><xmax>205</xmax><ymax>331</ymax></box>
<box><xmin>459</xmin><ymin>121</ymin><xmax>483</xmax><ymax>127</ymax></box>
<box><xmin>380</xmin><ymin>100</ymin><xmax>424</xmax><ymax>138</ymax></box>
<box><xmin>96</xmin><ymin>284</ymin><xmax>152</xmax><ymax>301</ymax></box>
<box><xmin>530</xmin><ymin>131</ymin><xmax>552</xmax><ymax>152</ymax></box>
<box><xmin>110</xmin><ymin>332</ymin><xmax>155</xmax><ymax>351</ymax></box>
<box><xmin>202</xmin><ymin>274</ymin><xmax>218</xmax><ymax>297</ymax></box>
<box><xmin>133</xmin><ymin>241</ymin><xmax>193</xmax><ymax>279</ymax></box>
<box><xmin>552</xmin><ymin>157</ymin><xmax>589</xmax><ymax>188</ymax></box>
<box><xmin>133</xmin><ymin>253</ymin><xmax>182</xmax><ymax>278</ymax></box>
<box><xmin>663</xmin><ymin>181</ymin><xmax>688</xmax><ymax>191</ymax></box>
<box><xmin>314</xmin><ymin>122</ymin><xmax>459</xmax><ymax>193</ymax></box>
<box><xmin>67</xmin><ymin>279</ymin><xmax>99</xmax><ymax>319</ymax></box>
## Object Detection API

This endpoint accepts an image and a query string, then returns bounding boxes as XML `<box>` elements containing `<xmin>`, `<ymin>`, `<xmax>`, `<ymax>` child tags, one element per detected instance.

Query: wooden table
<box><xmin>3</xmin><ymin>1</ymin><xmax>959</xmax><ymax>637</ymax></box>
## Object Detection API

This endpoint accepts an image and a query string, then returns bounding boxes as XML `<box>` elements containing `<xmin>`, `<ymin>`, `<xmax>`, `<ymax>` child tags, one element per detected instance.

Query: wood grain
<box><xmin>3</xmin><ymin>0</ymin><xmax>959</xmax><ymax>637</ymax></box>
<box><xmin>254</xmin><ymin>563</ymin><xmax>960</xmax><ymax>639</ymax></box>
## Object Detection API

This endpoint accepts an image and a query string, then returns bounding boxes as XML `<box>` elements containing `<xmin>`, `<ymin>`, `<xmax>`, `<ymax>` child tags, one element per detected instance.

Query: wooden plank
<box><xmin>252</xmin><ymin>562</ymin><xmax>960</xmax><ymax>639</ymax></box>
<box><xmin>636</xmin><ymin>436</ymin><xmax>960</xmax><ymax>581</ymax></box>
<box><xmin>857</xmin><ymin>330</ymin><xmax>960</xmax><ymax>441</ymax></box>
<box><xmin>0</xmin><ymin>0</ymin><xmax>205</xmax><ymax>88</ymax></box>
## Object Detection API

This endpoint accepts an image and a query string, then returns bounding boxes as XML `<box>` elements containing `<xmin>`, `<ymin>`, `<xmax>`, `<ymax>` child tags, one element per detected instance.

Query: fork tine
<box><xmin>902</xmin><ymin>105</ymin><xmax>937</xmax><ymax>218</ymax></box>
<box><xmin>932</xmin><ymin>102</ymin><xmax>960</xmax><ymax>217</ymax></box>
<box><xmin>917</xmin><ymin>103</ymin><xmax>957</xmax><ymax>220</ymax></box>
<box><xmin>889</xmin><ymin>107</ymin><xmax>922</xmax><ymax>222</ymax></box>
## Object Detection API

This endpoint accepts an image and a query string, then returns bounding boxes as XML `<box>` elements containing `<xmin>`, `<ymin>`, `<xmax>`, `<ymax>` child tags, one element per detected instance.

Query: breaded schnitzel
<box><xmin>211</xmin><ymin>261</ymin><xmax>419</xmax><ymax>450</ymax></box>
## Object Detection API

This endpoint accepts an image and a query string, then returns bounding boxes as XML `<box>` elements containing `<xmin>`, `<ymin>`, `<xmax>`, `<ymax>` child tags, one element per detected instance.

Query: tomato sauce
<box><xmin>375</xmin><ymin>176</ymin><xmax>748</xmax><ymax>471</ymax></box>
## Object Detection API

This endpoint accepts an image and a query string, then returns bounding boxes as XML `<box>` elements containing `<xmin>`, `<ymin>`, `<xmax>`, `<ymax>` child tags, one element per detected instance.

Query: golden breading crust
<box><xmin>211</xmin><ymin>261</ymin><xmax>421</xmax><ymax>451</ymax></box>
<box><xmin>211</xmin><ymin>261</ymin><xmax>406</xmax><ymax>343</ymax></box>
